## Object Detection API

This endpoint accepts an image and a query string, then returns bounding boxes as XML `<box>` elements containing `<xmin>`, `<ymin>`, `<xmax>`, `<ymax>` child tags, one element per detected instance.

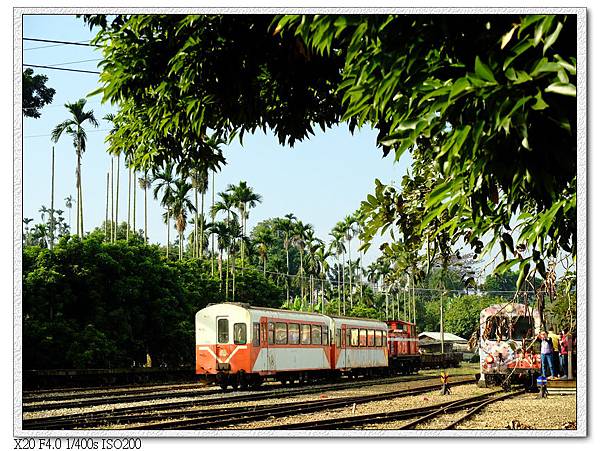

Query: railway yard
<box><xmin>21</xmin><ymin>366</ymin><xmax>576</xmax><ymax>431</ymax></box>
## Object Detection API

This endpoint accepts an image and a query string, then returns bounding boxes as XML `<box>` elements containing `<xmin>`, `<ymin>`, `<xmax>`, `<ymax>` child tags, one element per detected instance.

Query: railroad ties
<box><xmin>23</xmin><ymin>374</ymin><xmax>475</xmax><ymax>430</ymax></box>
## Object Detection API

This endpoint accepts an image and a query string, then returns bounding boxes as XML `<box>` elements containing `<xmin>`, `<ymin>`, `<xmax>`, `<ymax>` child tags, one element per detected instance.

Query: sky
<box><xmin>21</xmin><ymin>14</ymin><xmax>411</xmax><ymax>267</ymax></box>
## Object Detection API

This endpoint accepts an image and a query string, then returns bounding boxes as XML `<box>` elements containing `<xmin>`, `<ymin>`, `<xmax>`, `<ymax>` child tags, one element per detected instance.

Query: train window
<box><xmin>322</xmin><ymin>325</ymin><xmax>329</xmax><ymax>345</ymax></box>
<box><xmin>336</xmin><ymin>329</ymin><xmax>341</xmax><ymax>347</ymax></box>
<box><xmin>382</xmin><ymin>330</ymin><xmax>387</xmax><ymax>342</ymax></box>
<box><xmin>350</xmin><ymin>329</ymin><xmax>359</xmax><ymax>347</ymax></box>
<box><xmin>374</xmin><ymin>330</ymin><xmax>381</xmax><ymax>347</ymax></box>
<box><xmin>234</xmin><ymin>323</ymin><xmax>247</xmax><ymax>345</ymax></box>
<box><xmin>217</xmin><ymin>318</ymin><xmax>229</xmax><ymax>343</ymax></box>
<box><xmin>252</xmin><ymin>323</ymin><xmax>260</xmax><ymax>346</ymax></box>
<box><xmin>268</xmin><ymin>322</ymin><xmax>275</xmax><ymax>345</ymax></box>
<box><xmin>301</xmin><ymin>324</ymin><xmax>311</xmax><ymax>345</ymax></box>
<box><xmin>359</xmin><ymin>329</ymin><xmax>367</xmax><ymax>347</ymax></box>
<box><xmin>275</xmin><ymin>322</ymin><xmax>287</xmax><ymax>344</ymax></box>
<box><xmin>288</xmin><ymin>323</ymin><xmax>300</xmax><ymax>344</ymax></box>
<box><xmin>311</xmin><ymin>325</ymin><xmax>322</xmax><ymax>345</ymax></box>
<box><xmin>512</xmin><ymin>316</ymin><xmax>534</xmax><ymax>340</ymax></box>
<box><xmin>367</xmin><ymin>330</ymin><xmax>375</xmax><ymax>347</ymax></box>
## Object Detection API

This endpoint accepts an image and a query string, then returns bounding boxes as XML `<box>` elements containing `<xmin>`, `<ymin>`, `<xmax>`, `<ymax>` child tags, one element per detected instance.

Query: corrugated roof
<box><xmin>418</xmin><ymin>332</ymin><xmax>467</xmax><ymax>342</ymax></box>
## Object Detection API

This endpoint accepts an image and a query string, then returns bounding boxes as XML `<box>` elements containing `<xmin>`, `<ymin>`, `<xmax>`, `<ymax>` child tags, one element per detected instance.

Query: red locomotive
<box><xmin>386</xmin><ymin>319</ymin><xmax>420</xmax><ymax>374</ymax></box>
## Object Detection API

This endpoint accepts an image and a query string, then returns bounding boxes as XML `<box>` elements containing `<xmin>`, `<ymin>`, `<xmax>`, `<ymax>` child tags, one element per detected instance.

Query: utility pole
<box><xmin>115</xmin><ymin>154</ymin><xmax>120</xmax><ymax>241</ymax></box>
<box><xmin>127</xmin><ymin>166</ymin><xmax>131</xmax><ymax>240</ymax></box>
<box><xmin>440</xmin><ymin>293</ymin><xmax>445</xmax><ymax>354</ymax></box>
<box><xmin>211</xmin><ymin>170</ymin><xmax>215</xmax><ymax>277</ymax></box>
<box><xmin>49</xmin><ymin>146</ymin><xmax>55</xmax><ymax>250</ymax></box>
<box><xmin>105</xmin><ymin>172</ymin><xmax>109</xmax><ymax>238</ymax></box>
<box><xmin>110</xmin><ymin>158</ymin><xmax>114</xmax><ymax>242</ymax></box>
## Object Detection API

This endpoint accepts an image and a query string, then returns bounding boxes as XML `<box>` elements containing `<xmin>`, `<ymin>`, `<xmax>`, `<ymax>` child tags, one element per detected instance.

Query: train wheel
<box><xmin>217</xmin><ymin>372</ymin><xmax>229</xmax><ymax>390</ymax></box>
<box><xmin>237</xmin><ymin>371</ymin><xmax>248</xmax><ymax>390</ymax></box>
<box><xmin>249</xmin><ymin>376</ymin><xmax>263</xmax><ymax>389</ymax></box>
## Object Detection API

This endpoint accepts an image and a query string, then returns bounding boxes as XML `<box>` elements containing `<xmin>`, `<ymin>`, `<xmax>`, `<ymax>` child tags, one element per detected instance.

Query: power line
<box><xmin>24</xmin><ymin>40</ymin><xmax>92</xmax><ymax>51</ymax></box>
<box><xmin>49</xmin><ymin>58</ymin><xmax>102</xmax><ymax>67</ymax></box>
<box><xmin>23</xmin><ymin>64</ymin><xmax>100</xmax><ymax>75</ymax></box>
<box><xmin>23</xmin><ymin>38</ymin><xmax>99</xmax><ymax>47</ymax></box>
<box><xmin>24</xmin><ymin>129</ymin><xmax>110</xmax><ymax>139</ymax></box>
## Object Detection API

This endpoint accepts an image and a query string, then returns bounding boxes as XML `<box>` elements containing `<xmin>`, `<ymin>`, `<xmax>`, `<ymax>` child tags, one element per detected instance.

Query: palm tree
<box><xmin>227</xmin><ymin>181</ymin><xmax>262</xmax><ymax>270</ymax></box>
<box><xmin>209</xmin><ymin>221</ymin><xmax>232</xmax><ymax>295</ymax></box>
<box><xmin>212</xmin><ymin>191</ymin><xmax>239</xmax><ymax>296</ymax></box>
<box><xmin>169</xmin><ymin>179</ymin><xmax>196</xmax><ymax>260</ymax></box>
<box><xmin>292</xmin><ymin>220</ymin><xmax>313</xmax><ymax>309</ymax></box>
<box><xmin>341</xmin><ymin>214</ymin><xmax>358</xmax><ymax>309</ymax></box>
<box><xmin>64</xmin><ymin>195</ymin><xmax>74</xmax><ymax>231</ymax></box>
<box><xmin>187</xmin><ymin>214</ymin><xmax>210</xmax><ymax>256</ymax></box>
<box><xmin>31</xmin><ymin>223</ymin><xmax>49</xmax><ymax>248</ymax></box>
<box><xmin>103</xmin><ymin>113</ymin><xmax>121</xmax><ymax>242</ymax></box>
<box><xmin>276</xmin><ymin>213</ymin><xmax>297</xmax><ymax>304</ymax></box>
<box><xmin>152</xmin><ymin>163</ymin><xmax>178</xmax><ymax>259</ymax></box>
<box><xmin>330</xmin><ymin>227</ymin><xmax>347</xmax><ymax>314</ymax></box>
<box><xmin>138</xmin><ymin>172</ymin><xmax>151</xmax><ymax>243</ymax></box>
<box><xmin>191</xmin><ymin>166</ymin><xmax>209</xmax><ymax>259</ymax></box>
<box><xmin>38</xmin><ymin>205</ymin><xmax>49</xmax><ymax>223</ymax></box>
<box><xmin>23</xmin><ymin>218</ymin><xmax>34</xmax><ymax>246</ymax></box>
<box><xmin>227</xmin><ymin>218</ymin><xmax>244</xmax><ymax>301</ymax></box>
<box><xmin>51</xmin><ymin>99</ymin><xmax>99</xmax><ymax>237</ymax></box>
<box><xmin>254</xmin><ymin>228</ymin><xmax>273</xmax><ymax>276</ymax></box>
<box><xmin>314</xmin><ymin>244</ymin><xmax>331</xmax><ymax>314</ymax></box>
<box><xmin>304</xmin><ymin>234</ymin><xmax>324</xmax><ymax>309</ymax></box>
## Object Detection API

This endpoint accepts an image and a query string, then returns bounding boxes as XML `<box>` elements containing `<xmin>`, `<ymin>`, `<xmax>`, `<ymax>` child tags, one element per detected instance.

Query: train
<box><xmin>195</xmin><ymin>303</ymin><xmax>443</xmax><ymax>389</ymax></box>
<box><xmin>477</xmin><ymin>302</ymin><xmax>542</xmax><ymax>388</ymax></box>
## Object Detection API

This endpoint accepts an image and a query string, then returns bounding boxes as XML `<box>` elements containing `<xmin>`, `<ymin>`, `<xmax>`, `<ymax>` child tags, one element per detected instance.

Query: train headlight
<box><xmin>485</xmin><ymin>355</ymin><xmax>494</xmax><ymax>364</ymax></box>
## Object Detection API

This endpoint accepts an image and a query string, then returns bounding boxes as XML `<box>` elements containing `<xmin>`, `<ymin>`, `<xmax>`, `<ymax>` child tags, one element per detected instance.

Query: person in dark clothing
<box><xmin>539</xmin><ymin>331</ymin><xmax>558</xmax><ymax>379</ymax></box>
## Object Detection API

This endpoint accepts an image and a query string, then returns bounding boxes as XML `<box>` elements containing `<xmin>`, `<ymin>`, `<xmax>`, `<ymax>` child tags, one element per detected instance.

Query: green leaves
<box><xmin>87</xmin><ymin>13</ymin><xmax>576</xmax><ymax>288</ymax></box>
<box><xmin>474</xmin><ymin>56</ymin><xmax>497</xmax><ymax>84</ymax></box>
<box><xmin>545</xmin><ymin>82</ymin><xmax>576</xmax><ymax>97</ymax></box>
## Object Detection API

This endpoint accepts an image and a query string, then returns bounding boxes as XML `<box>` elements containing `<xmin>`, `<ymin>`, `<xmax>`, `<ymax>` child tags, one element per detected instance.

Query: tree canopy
<box><xmin>85</xmin><ymin>14</ymin><xmax>577</xmax><ymax>285</ymax></box>
<box><xmin>22</xmin><ymin>68</ymin><xmax>56</xmax><ymax>118</ymax></box>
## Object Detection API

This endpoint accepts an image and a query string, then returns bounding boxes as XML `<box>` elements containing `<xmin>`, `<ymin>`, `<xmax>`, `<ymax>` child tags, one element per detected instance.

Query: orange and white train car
<box><xmin>195</xmin><ymin>303</ymin><xmax>390</xmax><ymax>389</ymax></box>
<box><xmin>195</xmin><ymin>303</ymin><xmax>332</xmax><ymax>389</ymax></box>
<box><xmin>330</xmin><ymin>316</ymin><xmax>388</xmax><ymax>373</ymax></box>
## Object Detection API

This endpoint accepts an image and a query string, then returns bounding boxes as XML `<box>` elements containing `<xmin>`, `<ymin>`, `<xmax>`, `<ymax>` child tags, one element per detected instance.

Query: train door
<box><xmin>340</xmin><ymin>324</ymin><xmax>347</xmax><ymax>369</ymax></box>
<box><xmin>216</xmin><ymin>316</ymin><xmax>229</xmax><ymax>368</ymax></box>
<box><xmin>260</xmin><ymin>317</ymin><xmax>270</xmax><ymax>372</ymax></box>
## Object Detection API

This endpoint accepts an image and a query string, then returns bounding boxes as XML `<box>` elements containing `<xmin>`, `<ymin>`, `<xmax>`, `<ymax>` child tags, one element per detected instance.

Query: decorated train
<box><xmin>477</xmin><ymin>302</ymin><xmax>542</xmax><ymax>387</ymax></box>
<box><xmin>195</xmin><ymin>303</ymin><xmax>424</xmax><ymax>389</ymax></box>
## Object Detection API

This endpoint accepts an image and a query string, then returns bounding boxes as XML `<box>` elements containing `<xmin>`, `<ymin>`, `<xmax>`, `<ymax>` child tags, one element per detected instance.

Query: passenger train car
<box><xmin>195</xmin><ymin>303</ymin><xmax>390</xmax><ymax>389</ymax></box>
<box><xmin>477</xmin><ymin>303</ymin><xmax>541</xmax><ymax>387</ymax></box>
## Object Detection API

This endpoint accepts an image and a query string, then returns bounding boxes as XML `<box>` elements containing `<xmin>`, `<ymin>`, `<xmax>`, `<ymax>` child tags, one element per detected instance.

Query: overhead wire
<box><xmin>23</xmin><ymin>64</ymin><xmax>100</xmax><ymax>75</ymax></box>
<box><xmin>23</xmin><ymin>37</ymin><xmax>99</xmax><ymax>47</ymax></box>
<box><xmin>24</xmin><ymin>40</ymin><xmax>93</xmax><ymax>50</ymax></box>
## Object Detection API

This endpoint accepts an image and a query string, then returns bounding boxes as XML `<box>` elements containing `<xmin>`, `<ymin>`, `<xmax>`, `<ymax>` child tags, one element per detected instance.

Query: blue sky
<box><xmin>22</xmin><ymin>14</ymin><xmax>410</xmax><ymax>266</ymax></box>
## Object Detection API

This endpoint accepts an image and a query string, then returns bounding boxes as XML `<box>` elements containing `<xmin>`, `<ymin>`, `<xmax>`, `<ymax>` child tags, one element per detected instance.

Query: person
<box><xmin>548</xmin><ymin>330</ymin><xmax>561</xmax><ymax>376</ymax></box>
<box><xmin>559</xmin><ymin>330</ymin><xmax>569</xmax><ymax>379</ymax></box>
<box><xmin>539</xmin><ymin>331</ymin><xmax>558</xmax><ymax>379</ymax></box>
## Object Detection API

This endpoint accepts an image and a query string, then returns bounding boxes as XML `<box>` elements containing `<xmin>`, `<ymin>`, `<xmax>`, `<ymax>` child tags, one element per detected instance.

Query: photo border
<box><xmin>13</xmin><ymin>6</ymin><xmax>587</xmax><ymax>438</ymax></box>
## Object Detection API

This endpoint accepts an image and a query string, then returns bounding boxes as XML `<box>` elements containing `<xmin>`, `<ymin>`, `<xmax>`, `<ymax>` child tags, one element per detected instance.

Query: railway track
<box><xmin>267</xmin><ymin>389</ymin><xmax>525</xmax><ymax>430</ymax></box>
<box><xmin>23</xmin><ymin>373</ymin><xmax>447</xmax><ymax>414</ymax></box>
<box><xmin>23</xmin><ymin>375</ymin><xmax>474</xmax><ymax>430</ymax></box>
<box><xmin>23</xmin><ymin>382</ymin><xmax>209</xmax><ymax>403</ymax></box>
<box><xmin>125</xmin><ymin>377</ymin><xmax>475</xmax><ymax>430</ymax></box>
